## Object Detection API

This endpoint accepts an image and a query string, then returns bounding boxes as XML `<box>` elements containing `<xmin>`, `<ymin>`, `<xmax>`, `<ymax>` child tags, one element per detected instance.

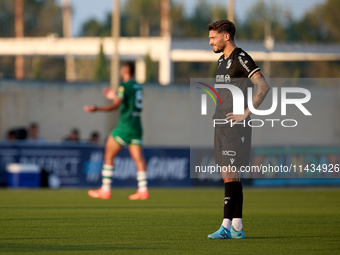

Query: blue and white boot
<box><xmin>207</xmin><ymin>225</ymin><xmax>231</xmax><ymax>239</ymax></box>
<box><xmin>230</xmin><ymin>225</ymin><xmax>245</xmax><ymax>239</ymax></box>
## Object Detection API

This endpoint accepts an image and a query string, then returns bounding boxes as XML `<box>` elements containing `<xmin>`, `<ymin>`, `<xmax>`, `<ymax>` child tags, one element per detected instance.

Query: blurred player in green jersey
<box><xmin>84</xmin><ymin>62</ymin><xmax>148</xmax><ymax>200</ymax></box>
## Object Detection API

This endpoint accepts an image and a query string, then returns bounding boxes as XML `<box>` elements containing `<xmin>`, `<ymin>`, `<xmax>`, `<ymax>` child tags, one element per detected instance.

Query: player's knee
<box><xmin>131</xmin><ymin>155</ymin><xmax>144</xmax><ymax>164</ymax></box>
<box><xmin>104</xmin><ymin>150</ymin><xmax>116</xmax><ymax>160</ymax></box>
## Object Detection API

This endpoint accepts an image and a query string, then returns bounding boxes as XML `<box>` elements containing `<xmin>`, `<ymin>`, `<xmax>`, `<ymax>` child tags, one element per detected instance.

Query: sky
<box><xmin>56</xmin><ymin>0</ymin><xmax>326</xmax><ymax>36</ymax></box>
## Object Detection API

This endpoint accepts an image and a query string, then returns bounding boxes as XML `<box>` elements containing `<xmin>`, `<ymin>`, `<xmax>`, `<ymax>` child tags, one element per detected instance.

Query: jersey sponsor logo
<box><xmin>225</xmin><ymin>74</ymin><xmax>231</xmax><ymax>83</ymax></box>
<box><xmin>238</xmin><ymin>56</ymin><xmax>250</xmax><ymax>73</ymax></box>
<box><xmin>226</xmin><ymin>59</ymin><xmax>233</xmax><ymax>69</ymax></box>
<box><xmin>230</xmin><ymin>158</ymin><xmax>235</xmax><ymax>164</ymax></box>
<box><xmin>216</xmin><ymin>75</ymin><xmax>224</xmax><ymax>83</ymax></box>
<box><xmin>239</xmin><ymin>52</ymin><xmax>245</xmax><ymax>56</ymax></box>
<box><xmin>222</xmin><ymin>150</ymin><xmax>236</xmax><ymax>156</ymax></box>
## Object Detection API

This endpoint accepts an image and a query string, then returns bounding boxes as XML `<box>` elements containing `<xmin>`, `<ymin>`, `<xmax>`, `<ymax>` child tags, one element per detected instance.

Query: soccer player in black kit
<box><xmin>207</xmin><ymin>20</ymin><xmax>271</xmax><ymax>239</ymax></box>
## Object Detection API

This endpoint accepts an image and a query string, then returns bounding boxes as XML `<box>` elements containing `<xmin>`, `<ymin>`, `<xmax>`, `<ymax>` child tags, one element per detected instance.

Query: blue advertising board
<box><xmin>0</xmin><ymin>144</ymin><xmax>191</xmax><ymax>187</ymax></box>
<box><xmin>1</xmin><ymin>144</ymin><xmax>339</xmax><ymax>187</ymax></box>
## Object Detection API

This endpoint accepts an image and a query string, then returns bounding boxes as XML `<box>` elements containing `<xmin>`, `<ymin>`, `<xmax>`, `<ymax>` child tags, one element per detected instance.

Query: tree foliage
<box><xmin>94</xmin><ymin>43</ymin><xmax>109</xmax><ymax>81</ymax></box>
<box><xmin>80</xmin><ymin>0</ymin><xmax>339</xmax><ymax>43</ymax></box>
<box><xmin>238</xmin><ymin>0</ymin><xmax>289</xmax><ymax>41</ymax></box>
<box><xmin>0</xmin><ymin>0</ymin><xmax>15</xmax><ymax>37</ymax></box>
<box><xmin>0</xmin><ymin>0</ymin><xmax>339</xmax><ymax>81</ymax></box>
<box><xmin>0</xmin><ymin>0</ymin><xmax>62</xmax><ymax>37</ymax></box>
<box><xmin>287</xmin><ymin>0</ymin><xmax>340</xmax><ymax>42</ymax></box>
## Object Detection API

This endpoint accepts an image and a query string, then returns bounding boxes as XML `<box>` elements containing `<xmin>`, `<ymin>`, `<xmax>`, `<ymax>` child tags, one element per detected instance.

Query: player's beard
<box><xmin>213</xmin><ymin>42</ymin><xmax>226</xmax><ymax>53</ymax></box>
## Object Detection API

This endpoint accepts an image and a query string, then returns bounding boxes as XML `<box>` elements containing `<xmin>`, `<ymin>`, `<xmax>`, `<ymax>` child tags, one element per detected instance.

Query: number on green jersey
<box><xmin>135</xmin><ymin>89</ymin><xmax>143</xmax><ymax>109</ymax></box>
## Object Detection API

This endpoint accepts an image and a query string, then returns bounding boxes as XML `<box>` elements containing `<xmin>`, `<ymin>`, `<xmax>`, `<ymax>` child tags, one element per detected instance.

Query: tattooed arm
<box><xmin>226</xmin><ymin>71</ymin><xmax>270</xmax><ymax>125</ymax></box>
<box><xmin>249</xmin><ymin>71</ymin><xmax>271</xmax><ymax>110</ymax></box>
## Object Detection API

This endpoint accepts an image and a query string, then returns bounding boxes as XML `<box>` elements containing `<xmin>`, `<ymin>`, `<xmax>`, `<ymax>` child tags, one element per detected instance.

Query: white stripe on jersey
<box><xmin>248</xmin><ymin>67</ymin><xmax>260</xmax><ymax>78</ymax></box>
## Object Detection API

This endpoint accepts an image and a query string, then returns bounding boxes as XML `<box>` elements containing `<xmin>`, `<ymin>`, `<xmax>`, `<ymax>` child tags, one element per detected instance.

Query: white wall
<box><xmin>0</xmin><ymin>81</ymin><xmax>190</xmax><ymax>145</ymax></box>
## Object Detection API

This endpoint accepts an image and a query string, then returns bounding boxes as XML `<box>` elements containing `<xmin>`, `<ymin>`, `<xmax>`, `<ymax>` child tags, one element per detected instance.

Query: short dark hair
<box><xmin>207</xmin><ymin>20</ymin><xmax>236</xmax><ymax>41</ymax></box>
<box><xmin>30</xmin><ymin>122</ymin><xmax>38</xmax><ymax>129</ymax></box>
<box><xmin>122</xmin><ymin>62</ymin><xmax>135</xmax><ymax>76</ymax></box>
<box><xmin>90</xmin><ymin>131</ymin><xmax>99</xmax><ymax>138</ymax></box>
<box><xmin>8</xmin><ymin>130</ymin><xmax>16</xmax><ymax>136</ymax></box>
<box><xmin>71</xmin><ymin>128</ymin><xmax>79</xmax><ymax>135</ymax></box>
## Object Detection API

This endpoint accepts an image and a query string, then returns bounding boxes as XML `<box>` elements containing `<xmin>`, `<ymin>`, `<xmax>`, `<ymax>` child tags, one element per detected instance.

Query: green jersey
<box><xmin>115</xmin><ymin>79</ymin><xmax>143</xmax><ymax>134</ymax></box>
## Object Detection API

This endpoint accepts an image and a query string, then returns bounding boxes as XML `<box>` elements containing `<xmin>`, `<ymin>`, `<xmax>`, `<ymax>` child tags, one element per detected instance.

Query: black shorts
<box><xmin>214</xmin><ymin>123</ymin><xmax>252</xmax><ymax>171</ymax></box>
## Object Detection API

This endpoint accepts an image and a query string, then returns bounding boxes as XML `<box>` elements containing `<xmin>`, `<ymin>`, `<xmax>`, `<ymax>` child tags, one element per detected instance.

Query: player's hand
<box><xmin>103</xmin><ymin>87</ymin><xmax>116</xmax><ymax>100</ymax></box>
<box><xmin>83</xmin><ymin>104</ymin><xmax>97</xmax><ymax>113</ymax></box>
<box><xmin>226</xmin><ymin>112</ymin><xmax>248</xmax><ymax>127</ymax></box>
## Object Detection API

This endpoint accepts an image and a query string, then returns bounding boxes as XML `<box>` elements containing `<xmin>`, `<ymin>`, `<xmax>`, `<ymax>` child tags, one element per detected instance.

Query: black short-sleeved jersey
<box><xmin>213</xmin><ymin>47</ymin><xmax>260</xmax><ymax>120</ymax></box>
<box><xmin>213</xmin><ymin>47</ymin><xmax>260</xmax><ymax>170</ymax></box>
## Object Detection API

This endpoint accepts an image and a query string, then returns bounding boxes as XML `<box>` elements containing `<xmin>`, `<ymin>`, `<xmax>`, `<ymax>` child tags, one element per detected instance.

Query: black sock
<box><xmin>223</xmin><ymin>181</ymin><xmax>239</xmax><ymax>220</ymax></box>
<box><xmin>233</xmin><ymin>182</ymin><xmax>243</xmax><ymax>219</ymax></box>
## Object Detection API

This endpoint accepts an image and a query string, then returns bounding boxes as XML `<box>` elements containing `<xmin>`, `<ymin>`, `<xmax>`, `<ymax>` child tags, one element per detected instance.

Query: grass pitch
<box><xmin>0</xmin><ymin>188</ymin><xmax>339</xmax><ymax>254</ymax></box>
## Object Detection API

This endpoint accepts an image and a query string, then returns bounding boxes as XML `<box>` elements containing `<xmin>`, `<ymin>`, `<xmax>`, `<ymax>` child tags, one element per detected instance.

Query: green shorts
<box><xmin>110</xmin><ymin>128</ymin><xmax>143</xmax><ymax>146</ymax></box>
